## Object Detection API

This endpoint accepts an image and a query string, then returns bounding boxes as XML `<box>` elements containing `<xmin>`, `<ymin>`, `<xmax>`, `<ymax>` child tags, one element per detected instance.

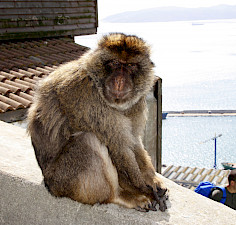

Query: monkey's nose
<box><xmin>114</xmin><ymin>75</ymin><xmax>125</xmax><ymax>92</ymax></box>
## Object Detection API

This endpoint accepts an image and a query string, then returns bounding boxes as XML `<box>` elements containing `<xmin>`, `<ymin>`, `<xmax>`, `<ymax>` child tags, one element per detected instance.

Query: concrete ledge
<box><xmin>0</xmin><ymin>121</ymin><xmax>235</xmax><ymax>225</ymax></box>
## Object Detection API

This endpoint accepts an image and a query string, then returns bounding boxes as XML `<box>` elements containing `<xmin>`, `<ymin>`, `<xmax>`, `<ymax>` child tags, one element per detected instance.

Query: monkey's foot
<box><xmin>112</xmin><ymin>192</ymin><xmax>157</xmax><ymax>212</ymax></box>
<box><xmin>147</xmin><ymin>184</ymin><xmax>168</xmax><ymax>212</ymax></box>
<box><xmin>133</xmin><ymin>195</ymin><xmax>158</xmax><ymax>212</ymax></box>
<box><xmin>144</xmin><ymin>176</ymin><xmax>168</xmax><ymax>212</ymax></box>
<box><xmin>135</xmin><ymin>199</ymin><xmax>158</xmax><ymax>212</ymax></box>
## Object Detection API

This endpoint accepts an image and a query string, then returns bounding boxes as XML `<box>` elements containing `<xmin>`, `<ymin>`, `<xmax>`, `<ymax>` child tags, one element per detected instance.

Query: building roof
<box><xmin>162</xmin><ymin>165</ymin><xmax>231</xmax><ymax>190</ymax></box>
<box><xmin>0</xmin><ymin>37</ymin><xmax>88</xmax><ymax>117</ymax></box>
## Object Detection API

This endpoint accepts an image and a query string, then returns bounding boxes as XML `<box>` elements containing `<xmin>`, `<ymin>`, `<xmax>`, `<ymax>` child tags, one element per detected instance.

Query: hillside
<box><xmin>103</xmin><ymin>5</ymin><xmax>236</xmax><ymax>23</ymax></box>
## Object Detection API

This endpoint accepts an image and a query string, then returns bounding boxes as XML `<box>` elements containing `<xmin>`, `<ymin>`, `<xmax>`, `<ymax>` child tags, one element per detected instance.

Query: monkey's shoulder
<box><xmin>38</xmin><ymin>60</ymin><xmax>90</xmax><ymax>93</ymax></box>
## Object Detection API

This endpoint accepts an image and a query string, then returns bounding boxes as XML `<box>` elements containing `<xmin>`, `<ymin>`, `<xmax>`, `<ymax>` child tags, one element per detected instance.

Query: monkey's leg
<box><xmin>43</xmin><ymin>132</ymin><xmax>115</xmax><ymax>204</ymax></box>
<box><xmin>44</xmin><ymin>132</ymin><xmax>154</xmax><ymax>211</ymax></box>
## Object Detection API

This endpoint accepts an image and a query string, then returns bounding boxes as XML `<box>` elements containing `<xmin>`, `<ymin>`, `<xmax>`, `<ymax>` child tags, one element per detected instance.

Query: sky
<box><xmin>99</xmin><ymin>0</ymin><xmax>236</xmax><ymax>19</ymax></box>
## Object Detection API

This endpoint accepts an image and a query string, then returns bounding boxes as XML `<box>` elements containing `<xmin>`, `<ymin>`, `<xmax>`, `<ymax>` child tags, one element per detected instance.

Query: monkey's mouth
<box><xmin>111</xmin><ymin>90</ymin><xmax>131</xmax><ymax>100</ymax></box>
<box><xmin>105</xmin><ymin>88</ymin><xmax>132</xmax><ymax>102</ymax></box>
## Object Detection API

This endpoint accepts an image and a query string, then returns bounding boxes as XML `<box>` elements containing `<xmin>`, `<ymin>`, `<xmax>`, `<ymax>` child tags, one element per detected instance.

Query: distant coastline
<box><xmin>103</xmin><ymin>5</ymin><xmax>236</xmax><ymax>23</ymax></box>
<box><xmin>164</xmin><ymin>110</ymin><xmax>236</xmax><ymax>117</ymax></box>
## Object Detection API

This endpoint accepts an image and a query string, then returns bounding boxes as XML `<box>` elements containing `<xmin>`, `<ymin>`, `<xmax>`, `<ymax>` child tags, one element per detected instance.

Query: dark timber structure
<box><xmin>0</xmin><ymin>0</ymin><xmax>98</xmax><ymax>40</ymax></box>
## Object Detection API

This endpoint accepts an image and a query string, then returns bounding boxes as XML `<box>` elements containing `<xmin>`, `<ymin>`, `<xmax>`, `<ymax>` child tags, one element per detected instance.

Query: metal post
<box><xmin>201</xmin><ymin>133</ymin><xmax>222</xmax><ymax>169</ymax></box>
<box><xmin>214</xmin><ymin>137</ymin><xmax>217</xmax><ymax>169</ymax></box>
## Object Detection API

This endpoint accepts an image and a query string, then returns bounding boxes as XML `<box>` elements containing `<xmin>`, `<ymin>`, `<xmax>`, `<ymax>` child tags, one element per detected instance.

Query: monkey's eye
<box><xmin>105</xmin><ymin>60</ymin><xmax>121</xmax><ymax>69</ymax></box>
<box><xmin>127</xmin><ymin>63</ymin><xmax>137</xmax><ymax>70</ymax></box>
<box><xmin>112</xmin><ymin>60</ymin><xmax>121</xmax><ymax>67</ymax></box>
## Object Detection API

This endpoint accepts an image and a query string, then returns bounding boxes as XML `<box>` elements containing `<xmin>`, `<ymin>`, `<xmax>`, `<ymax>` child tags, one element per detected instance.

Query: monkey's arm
<box><xmin>99</xmin><ymin>110</ymin><xmax>168</xmax><ymax>211</ymax></box>
<box><xmin>125</xmin><ymin>98</ymin><xmax>168</xmax><ymax>211</ymax></box>
<box><xmin>124</xmin><ymin>97</ymin><xmax>157</xmax><ymax>178</ymax></box>
<box><xmin>92</xmin><ymin>111</ymin><xmax>149</xmax><ymax>193</ymax></box>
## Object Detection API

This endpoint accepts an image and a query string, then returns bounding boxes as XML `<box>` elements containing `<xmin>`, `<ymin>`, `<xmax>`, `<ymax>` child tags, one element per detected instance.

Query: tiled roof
<box><xmin>0</xmin><ymin>37</ymin><xmax>88</xmax><ymax>113</ymax></box>
<box><xmin>162</xmin><ymin>165</ymin><xmax>231</xmax><ymax>190</ymax></box>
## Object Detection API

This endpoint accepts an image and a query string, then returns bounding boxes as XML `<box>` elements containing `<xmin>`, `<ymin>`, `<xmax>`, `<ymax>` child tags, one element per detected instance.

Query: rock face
<box><xmin>0</xmin><ymin>121</ymin><xmax>235</xmax><ymax>225</ymax></box>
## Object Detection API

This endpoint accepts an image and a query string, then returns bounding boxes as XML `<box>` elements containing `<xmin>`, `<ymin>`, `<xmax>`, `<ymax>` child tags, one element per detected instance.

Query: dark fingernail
<box><xmin>147</xmin><ymin>185</ymin><xmax>153</xmax><ymax>191</ymax></box>
<box><xmin>136</xmin><ymin>206</ymin><xmax>149</xmax><ymax>212</ymax></box>
<box><xmin>152</xmin><ymin>200</ymin><xmax>157</xmax><ymax>208</ymax></box>
<box><xmin>150</xmin><ymin>207</ymin><xmax>157</xmax><ymax>211</ymax></box>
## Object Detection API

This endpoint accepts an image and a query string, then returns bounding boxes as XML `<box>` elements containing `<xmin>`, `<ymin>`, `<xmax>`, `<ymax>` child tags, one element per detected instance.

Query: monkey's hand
<box><xmin>152</xmin><ymin>186</ymin><xmax>168</xmax><ymax>212</ymax></box>
<box><xmin>146</xmin><ymin>176</ymin><xmax>169</xmax><ymax>212</ymax></box>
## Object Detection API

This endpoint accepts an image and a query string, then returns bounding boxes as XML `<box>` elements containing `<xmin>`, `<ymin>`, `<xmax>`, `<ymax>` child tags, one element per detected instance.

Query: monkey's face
<box><xmin>87</xmin><ymin>33</ymin><xmax>155</xmax><ymax>110</ymax></box>
<box><xmin>103</xmin><ymin>59</ymin><xmax>137</xmax><ymax>103</ymax></box>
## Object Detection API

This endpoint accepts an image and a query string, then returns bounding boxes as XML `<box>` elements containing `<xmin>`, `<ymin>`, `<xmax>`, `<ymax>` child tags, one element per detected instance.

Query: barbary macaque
<box><xmin>28</xmin><ymin>33</ymin><xmax>168</xmax><ymax>212</ymax></box>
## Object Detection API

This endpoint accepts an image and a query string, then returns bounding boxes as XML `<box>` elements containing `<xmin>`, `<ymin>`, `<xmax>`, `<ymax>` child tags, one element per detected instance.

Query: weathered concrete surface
<box><xmin>0</xmin><ymin>121</ymin><xmax>235</xmax><ymax>225</ymax></box>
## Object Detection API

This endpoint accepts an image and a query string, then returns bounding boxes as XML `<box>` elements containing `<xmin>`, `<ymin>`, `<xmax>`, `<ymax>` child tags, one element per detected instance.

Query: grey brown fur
<box><xmin>27</xmin><ymin>33</ymin><xmax>168</xmax><ymax>212</ymax></box>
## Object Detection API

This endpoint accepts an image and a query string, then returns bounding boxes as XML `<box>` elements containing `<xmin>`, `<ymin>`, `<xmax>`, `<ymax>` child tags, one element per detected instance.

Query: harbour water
<box><xmin>162</xmin><ymin>116</ymin><xmax>236</xmax><ymax>169</ymax></box>
<box><xmin>162</xmin><ymin>78</ymin><xmax>236</xmax><ymax>169</ymax></box>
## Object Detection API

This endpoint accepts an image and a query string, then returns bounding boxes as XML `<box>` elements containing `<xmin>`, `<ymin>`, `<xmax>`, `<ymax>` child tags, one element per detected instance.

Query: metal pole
<box><xmin>214</xmin><ymin>137</ymin><xmax>217</xmax><ymax>169</ymax></box>
<box><xmin>201</xmin><ymin>134</ymin><xmax>222</xmax><ymax>169</ymax></box>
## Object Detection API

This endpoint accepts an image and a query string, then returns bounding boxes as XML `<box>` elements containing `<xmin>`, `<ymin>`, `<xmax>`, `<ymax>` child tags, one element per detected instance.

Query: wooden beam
<box><xmin>154</xmin><ymin>77</ymin><xmax>162</xmax><ymax>173</ymax></box>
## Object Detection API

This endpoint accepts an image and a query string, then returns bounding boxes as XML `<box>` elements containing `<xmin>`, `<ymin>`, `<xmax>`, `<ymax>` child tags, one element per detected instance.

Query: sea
<box><xmin>75</xmin><ymin>17</ymin><xmax>236</xmax><ymax>169</ymax></box>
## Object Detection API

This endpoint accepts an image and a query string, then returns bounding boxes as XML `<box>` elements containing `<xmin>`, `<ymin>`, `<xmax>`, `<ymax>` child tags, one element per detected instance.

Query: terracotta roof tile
<box><xmin>162</xmin><ymin>165</ymin><xmax>231</xmax><ymax>190</ymax></box>
<box><xmin>27</xmin><ymin>90</ymin><xmax>35</xmax><ymax>96</ymax></box>
<box><xmin>14</xmin><ymin>69</ymin><xmax>34</xmax><ymax>78</ymax></box>
<box><xmin>0</xmin><ymin>101</ymin><xmax>14</xmax><ymax>113</ymax></box>
<box><xmin>0</xmin><ymin>71</ymin><xmax>15</xmax><ymax>80</ymax></box>
<box><xmin>0</xmin><ymin>75</ymin><xmax>7</xmax><ymax>82</ymax></box>
<box><xmin>14</xmin><ymin>79</ymin><xmax>36</xmax><ymax>90</ymax></box>
<box><xmin>18</xmin><ymin>92</ymin><xmax>33</xmax><ymax>102</ymax></box>
<box><xmin>0</xmin><ymin>37</ymin><xmax>88</xmax><ymax>114</ymax></box>
<box><xmin>9</xmin><ymin>70</ymin><xmax>27</xmax><ymax>79</ymax></box>
<box><xmin>0</xmin><ymin>82</ymin><xmax>20</xmax><ymax>93</ymax></box>
<box><xmin>4</xmin><ymin>80</ymin><xmax>32</xmax><ymax>92</ymax></box>
<box><xmin>8</xmin><ymin>93</ymin><xmax>31</xmax><ymax>108</ymax></box>
<box><xmin>23</xmin><ymin>77</ymin><xmax>37</xmax><ymax>84</ymax></box>
<box><xmin>27</xmin><ymin>68</ymin><xmax>43</xmax><ymax>76</ymax></box>
<box><xmin>0</xmin><ymin>86</ymin><xmax>10</xmax><ymax>95</ymax></box>
<box><xmin>0</xmin><ymin>95</ymin><xmax>24</xmax><ymax>110</ymax></box>
<box><xmin>32</xmin><ymin>76</ymin><xmax>41</xmax><ymax>81</ymax></box>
